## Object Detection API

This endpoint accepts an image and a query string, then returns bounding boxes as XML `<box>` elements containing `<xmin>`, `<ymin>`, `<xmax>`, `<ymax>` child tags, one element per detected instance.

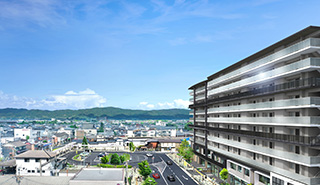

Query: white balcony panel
<box><xmin>207</xmin><ymin>97</ymin><xmax>320</xmax><ymax>113</ymax></box>
<box><xmin>208</xmin><ymin>57</ymin><xmax>320</xmax><ymax>96</ymax></box>
<box><xmin>195</xmin><ymin>118</ymin><xmax>205</xmax><ymax>122</ymax></box>
<box><xmin>207</xmin><ymin>38</ymin><xmax>320</xmax><ymax>88</ymax></box>
<box><xmin>195</xmin><ymin>95</ymin><xmax>205</xmax><ymax>101</ymax></box>
<box><xmin>207</xmin><ymin>117</ymin><xmax>320</xmax><ymax>126</ymax></box>
<box><xmin>207</xmin><ymin>136</ymin><xmax>320</xmax><ymax>166</ymax></box>
<box><xmin>195</xmin><ymin>110</ymin><xmax>205</xmax><ymax>115</ymax></box>
<box><xmin>206</xmin><ymin>144</ymin><xmax>316</xmax><ymax>185</ymax></box>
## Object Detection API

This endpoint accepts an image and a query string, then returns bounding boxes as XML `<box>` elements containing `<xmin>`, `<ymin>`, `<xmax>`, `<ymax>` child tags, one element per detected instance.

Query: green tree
<box><xmin>98</xmin><ymin>122</ymin><xmax>104</xmax><ymax>132</ymax></box>
<box><xmin>178</xmin><ymin>139</ymin><xmax>194</xmax><ymax>162</ymax></box>
<box><xmin>184</xmin><ymin>122</ymin><xmax>192</xmax><ymax>131</ymax></box>
<box><xmin>110</xmin><ymin>153</ymin><xmax>121</xmax><ymax>165</ymax></box>
<box><xmin>100</xmin><ymin>155</ymin><xmax>109</xmax><ymax>164</ymax></box>
<box><xmin>120</xmin><ymin>155</ymin><xmax>125</xmax><ymax>163</ymax></box>
<box><xmin>220</xmin><ymin>168</ymin><xmax>229</xmax><ymax>184</ymax></box>
<box><xmin>138</xmin><ymin>160</ymin><xmax>152</xmax><ymax>179</ymax></box>
<box><xmin>142</xmin><ymin>177</ymin><xmax>157</xmax><ymax>185</ymax></box>
<box><xmin>26</xmin><ymin>135</ymin><xmax>30</xmax><ymax>140</ymax></box>
<box><xmin>129</xmin><ymin>142</ymin><xmax>135</xmax><ymax>151</ymax></box>
<box><xmin>82</xmin><ymin>136</ymin><xmax>88</xmax><ymax>148</ymax></box>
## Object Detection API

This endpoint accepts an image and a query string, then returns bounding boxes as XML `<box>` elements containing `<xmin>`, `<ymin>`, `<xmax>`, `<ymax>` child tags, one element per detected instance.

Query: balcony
<box><xmin>207</xmin><ymin>136</ymin><xmax>320</xmax><ymax>166</ymax></box>
<box><xmin>195</xmin><ymin>110</ymin><xmax>205</xmax><ymax>115</ymax></box>
<box><xmin>195</xmin><ymin>86</ymin><xmax>206</xmax><ymax>94</ymax></box>
<box><xmin>207</xmin><ymin>97</ymin><xmax>320</xmax><ymax>113</ymax></box>
<box><xmin>190</xmin><ymin>77</ymin><xmax>320</xmax><ymax>108</ymax></box>
<box><xmin>207</xmin><ymin>38</ymin><xmax>320</xmax><ymax>88</ymax></box>
<box><xmin>208</xmin><ymin>58</ymin><xmax>320</xmax><ymax>96</ymax></box>
<box><xmin>205</xmin><ymin>126</ymin><xmax>320</xmax><ymax>146</ymax></box>
<box><xmin>207</xmin><ymin>116</ymin><xmax>320</xmax><ymax>126</ymax></box>
<box><xmin>195</xmin><ymin>94</ymin><xmax>206</xmax><ymax>101</ymax></box>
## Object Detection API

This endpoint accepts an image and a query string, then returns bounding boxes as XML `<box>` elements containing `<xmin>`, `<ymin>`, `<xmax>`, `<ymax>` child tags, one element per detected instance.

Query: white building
<box><xmin>15</xmin><ymin>150</ymin><xmax>65</xmax><ymax>176</ymax></box>
<box><xmin>14</xmin><ymin>128</ymin><xmax>32</xmax><ymax>140</ymax></box>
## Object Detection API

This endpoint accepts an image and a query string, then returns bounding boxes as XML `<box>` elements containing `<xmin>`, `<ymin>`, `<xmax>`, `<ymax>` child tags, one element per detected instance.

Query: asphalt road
<box><xmin>63</xmin><ymin>151</ymin><xmax>197</xmax><ymax>185</ymax></box>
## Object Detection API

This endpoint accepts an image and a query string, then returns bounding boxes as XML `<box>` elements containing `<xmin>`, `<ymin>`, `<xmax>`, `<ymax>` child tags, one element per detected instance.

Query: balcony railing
<box><xmin>207</xmin><ymin>116</ymin><xmax>320</xmax><ymax>126</ymax></box>
<box><xmin>207</xmin><ymin>38</ymin><xmax>320</xmax><ymax>88</ymax></box>
<box><xmin>207</xmin><ymin>97</ymin><xmax>320</xmax><ymax>113</ymax></box>
<box><xmin>191</xmin><ymin>124</ymin><xmax>320</xmax><ymax>146</ymax></box>
<box><xmin>190</xmin><ymin>77</ymin><xmax>320</xmax><ymax>108</ymax></box>
<box><xmin>208</xmin><ymin>58</ymin><xmax>320</xmax><ymax>96</ymax></box>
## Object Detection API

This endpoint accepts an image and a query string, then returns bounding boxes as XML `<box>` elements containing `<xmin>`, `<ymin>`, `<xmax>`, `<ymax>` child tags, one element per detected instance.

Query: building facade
<box><xmin>189</xmin><ymin>26</ymin><xmax>320</xmax><ymax>185</ymax></box>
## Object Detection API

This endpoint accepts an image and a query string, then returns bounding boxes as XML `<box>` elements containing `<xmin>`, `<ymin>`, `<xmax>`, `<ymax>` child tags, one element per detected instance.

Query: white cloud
<box><xmin>0</xmin><ymin>89</ymin><xmax>107</xmax><ymax>110</ymax></box>
<box><xmin>138</xmin><ymin>99</ymin><xmax>189</xmax><ymax>110</ymax></box>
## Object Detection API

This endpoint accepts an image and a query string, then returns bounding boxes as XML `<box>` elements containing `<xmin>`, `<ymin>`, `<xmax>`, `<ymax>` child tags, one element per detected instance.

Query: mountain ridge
<box><xmin>0</xmin><ymin>107</ymin><xmax>190</xmax><ymax>120</ymax></box>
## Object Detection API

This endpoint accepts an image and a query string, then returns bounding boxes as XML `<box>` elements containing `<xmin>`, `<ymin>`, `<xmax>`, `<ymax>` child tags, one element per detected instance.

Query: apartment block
<box><xmin>189</xmin><ymin>26</ymin><xmax>320</xmax><ymax>185</ymax></box>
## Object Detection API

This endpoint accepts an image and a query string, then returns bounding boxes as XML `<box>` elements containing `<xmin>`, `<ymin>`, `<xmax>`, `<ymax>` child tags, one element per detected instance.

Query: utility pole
<box><xmin>40</xmin><ymin>160</ymin><xmax>42</xmax><ymax>176</ymax></box>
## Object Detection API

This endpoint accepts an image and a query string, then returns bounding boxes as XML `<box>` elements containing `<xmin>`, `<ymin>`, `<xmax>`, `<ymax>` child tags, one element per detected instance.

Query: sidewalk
<box><xmin>167</xmin><ymin>153</ymin><xmax>220</xmax><ymax>185</ymax></box>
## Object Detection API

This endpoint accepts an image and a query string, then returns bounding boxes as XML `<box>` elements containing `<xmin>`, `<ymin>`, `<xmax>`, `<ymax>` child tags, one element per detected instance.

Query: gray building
<box><xmin>189</xmin><ymin>26</ymin><xmax>320</xmax><ymax>185</ymax></box>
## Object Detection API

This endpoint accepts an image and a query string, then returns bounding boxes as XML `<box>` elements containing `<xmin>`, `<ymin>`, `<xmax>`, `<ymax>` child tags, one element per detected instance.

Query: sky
<box><xmin>0</xmin><ymin>0</ymin><xmax>320</xmax><ymax>110</ymax></box>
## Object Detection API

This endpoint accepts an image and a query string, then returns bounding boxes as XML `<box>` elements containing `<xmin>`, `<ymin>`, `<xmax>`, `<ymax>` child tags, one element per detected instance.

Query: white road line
<box><xmin>182</xmin><ymin>175</ymin><xmax>188</xmax><ymax>180</ymax></box>
<box><xmin>151</xmin><ymin>164</ymin><xmax>169</xmax><ymax>185</ymax></box>
<box><xmin>175</xmin><ymin>175</ymin><xmax>184</xmax><ymax>185</ymax></box>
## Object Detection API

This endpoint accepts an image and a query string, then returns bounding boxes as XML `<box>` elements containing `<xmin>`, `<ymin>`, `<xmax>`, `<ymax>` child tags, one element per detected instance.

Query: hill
<box><xmin>0</xmin><ymin>107</ymin><xmax>190</xmax><ymax>120</ymax></box>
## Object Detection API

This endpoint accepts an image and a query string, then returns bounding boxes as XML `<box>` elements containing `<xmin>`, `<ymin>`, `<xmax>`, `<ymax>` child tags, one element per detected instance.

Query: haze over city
<box><xmin>0</xmin><ymin>0</ymin><xmax>319</xmax><ymax>110</ymax></box>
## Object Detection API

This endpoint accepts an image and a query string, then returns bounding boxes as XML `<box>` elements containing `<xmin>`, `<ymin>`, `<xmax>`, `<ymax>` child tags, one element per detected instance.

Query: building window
<box><xmin>238</xmin><ymin>149</ymin><xmax>241</xmax><ymax>155</ymax></box>
<box><xmin>269</xmin><ymin>157</ymin><xmax>273</xmax><ymax>165</ymax></box>
<box><xmin>27</xmin><ymin>170</ymin><xmax>31</xmax><ymax>173</ymax></box>
<box><xmin>253</xmin><ymin>153</ymin><xmax>256</xmax><ymax>160</ymax></box>
<box><xmin>24</xmin><ymin>159</ymin><xmax>30</xmax><ymax>162</ymax></box>
<box><xmin>295</xmin><ymin>164</ymin><xmax>300</xmax><ymax>174</ymax></box>
<box><xmin>295</xmin><ymin>146</ymin><xmax>300</xmax><ymax>154</ymax></box>
<box><xmin>230</xmin><ymin>163</ymin><xmax>236</xmax><ymax>170</ymax></box>
<box><xmin>259</xmin><ymin>175</ymin><xmax>270</xmax><ymax>185</ymax></box>
<box><xmin>272</xmin><ymin>177</ymin><xmax>284</xmax><ymax>185</ymax></box>
<box><xmin>244</xmin><ymin>168</ymin><xmax>249</xmax><ymax>176</ymax></box>
<box><xmin>237</xmin><ymin>166</ymin><xmax>242</xmax><ymax>173</ymax></box>
<box><xmin>36</xmin><ymin>159</ymin><xmax>40</xmax><ymax>162</ymax></box>
<box><xmin>32</xmin><ymin>170</ymin><xmax>35</xmax><ymax>173</ymax></box>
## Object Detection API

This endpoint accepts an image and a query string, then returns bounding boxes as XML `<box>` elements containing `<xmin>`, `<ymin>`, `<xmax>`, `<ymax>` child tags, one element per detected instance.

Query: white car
<box><xmin>146</xmin><ymin>153</ymin><xmax>153</xmax><ymax>157</ymax></box>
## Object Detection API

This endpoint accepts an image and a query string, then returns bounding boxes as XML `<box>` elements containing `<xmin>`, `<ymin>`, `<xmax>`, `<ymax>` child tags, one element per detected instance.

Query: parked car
<box><xmin>152</xmin><ymin>173</ymin><xmax>160</xmax><ymax>179</ymax></box>
<box><xmin>167</xmin><ymin>175</ymin><xmax>175</xmax><ymax>182</ymax></box>
<box><xmin>166</xmin><ymin>161</ymin><xmax>173</xmax><ymax>165</ymax></box>
<box><xmin>146</xmin><ymin>153</ymin><xmax>153</xmax><ymax>157</ymax></box>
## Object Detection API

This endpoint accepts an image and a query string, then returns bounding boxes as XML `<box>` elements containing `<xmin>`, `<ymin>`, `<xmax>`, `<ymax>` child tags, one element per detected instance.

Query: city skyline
<box><xmin>1</xmin><ymin>0</ymin><xmax>320</xmax><ymax>110</ymax></box>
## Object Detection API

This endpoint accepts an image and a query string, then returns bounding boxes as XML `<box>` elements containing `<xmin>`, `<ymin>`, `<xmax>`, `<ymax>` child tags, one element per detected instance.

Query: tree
<box><xmin>184</xmin><ymin>122</ymin><xmax>192</xmax><ymax>131</ymax></box>
<box><xmin>120</xmin><ymin>155</ymin><xmax>125</xmax><ymax>163</ymax></box>
<box><xmin>129</xmin><ymin>142</ymin><xmax>136</xmax><ymax>151</ymax></box>
<box><xmin>178</xmin><ymin>139</ymin><xmax>194</xmax><ymax>162</ymax></box>
<box><xmin>110</xmin><ymin>153</ymin><xmax>121</xmax><ymax>165</ymax></box>
<box><xmin>100</xmin><ymin>155</ymin><xmax>109</xmax><ymax>164</ymax></box>
<box><xmin>82</xmin><ymin>136</ymin><xmax>88</xmax><ymax>148</ymax></box>
<box><xmin>138</xmin><ymin>160</ymin><xmax>151</xmax><ymax>179</ymax></box>
<box><xmin>98</xmin><ymin>122</ymin><xmax>104</xmax><ymax>132</ymax></box>
<box><xmin>142</xmin><ymin>177</ymin><xmax>157</xmax><ymax>185</ymax></box>
<box><xmin>220</xmin><ymin>168</ymin><xmax>229</xmax><ymax>184</ymax></box>
<box><xmin>26</xmin><ymin>135</ymin><xmax>30</xmax><ymax>140</ymax></box>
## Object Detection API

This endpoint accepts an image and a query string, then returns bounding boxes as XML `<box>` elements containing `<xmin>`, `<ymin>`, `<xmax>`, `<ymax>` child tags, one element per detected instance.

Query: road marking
<box><xmin>175</xmin><ymin>175</ymin><xmax>184</xmax><ymax>185</ymax></box>
<box><xmin>182</xmin><ymin>175</ymin><xmax>188</xmax><ymax>180</ymax></box>
<box><xmin>151</xmin><ymin>164</ymin><xmax>168</xmax><ymax>185</ymax></box>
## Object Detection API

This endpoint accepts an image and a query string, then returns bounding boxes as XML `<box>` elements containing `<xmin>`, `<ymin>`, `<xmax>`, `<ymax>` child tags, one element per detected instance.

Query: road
<box><xmin>63</xmin><ymin>151</ymin><xmax>197</xmax><ymax>185</ymax></box>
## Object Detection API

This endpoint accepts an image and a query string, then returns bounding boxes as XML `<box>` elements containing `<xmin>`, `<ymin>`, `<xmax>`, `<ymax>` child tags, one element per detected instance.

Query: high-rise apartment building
<box><xmin>189</xmin><ymin>26</ymin><xmax>320</xmax><ymax>185</ymax></box>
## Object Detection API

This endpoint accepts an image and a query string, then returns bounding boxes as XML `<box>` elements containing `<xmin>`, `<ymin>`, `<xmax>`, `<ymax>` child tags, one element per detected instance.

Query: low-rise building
<box><xmin>15</xmin><ymin>150</ymin><xmax>65</xmax><ymax>176</ymax></box>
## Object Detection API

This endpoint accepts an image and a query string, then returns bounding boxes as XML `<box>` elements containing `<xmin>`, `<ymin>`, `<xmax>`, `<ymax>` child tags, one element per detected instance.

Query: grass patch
<box><xmin>97</xmin><ymin>163</ymin><xmax>132</xmax><ymax>168</ymax></box>
<box><xmin>73</xmin><ymin>154</ymin><xmax>82</xmax><ymax>161</ymax></box>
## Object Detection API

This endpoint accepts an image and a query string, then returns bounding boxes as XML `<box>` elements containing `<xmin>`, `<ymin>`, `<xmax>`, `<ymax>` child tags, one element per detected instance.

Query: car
<box><xmin>166</xmin><ymin>161</ymin><xmax>173</xmax><ymax>165</ymax></box>
<box><xmin>146</xmin><ymin>153</ymin><xmax>153</xmax><ymax>157</ymax></box>
<box><xmin>167</xmin><ymin>175</ymin><xmax>175</xmax><ymax>182</ymax></box>
<box><xmin>152</xmin><ymin>173</ymin><xmax>160</xmax><ymax>179</ymax></box>
<box><xmin>98</xmin><ymin>153</ymin><xmax>105</xmax><ymax>157</ymax></box>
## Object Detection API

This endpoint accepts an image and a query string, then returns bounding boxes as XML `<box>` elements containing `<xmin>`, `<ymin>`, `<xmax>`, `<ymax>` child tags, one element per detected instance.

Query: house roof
<box><xmin>3</xmin><ymin>141</ymin><xmax>26</xmax><ymax>147</ymax></box>
<box><xmin>15</xmin><ymin>150</ymin><xmax>56</xmax><ymax>159</ymax></box>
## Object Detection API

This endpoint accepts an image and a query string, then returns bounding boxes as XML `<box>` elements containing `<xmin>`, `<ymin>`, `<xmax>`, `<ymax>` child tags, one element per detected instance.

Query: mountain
<box><xmin>0</xmin><ymin>107</ymin><xmax>190</xmax><ymax>120</ymax></box>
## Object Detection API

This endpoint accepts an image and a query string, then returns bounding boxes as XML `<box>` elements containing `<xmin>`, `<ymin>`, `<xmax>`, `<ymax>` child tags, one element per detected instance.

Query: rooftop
<box><xmin>71</xmin><ymin>168</ymin><xmax>124</xmax><ymax>181</ymax></box>
<box><xmin>15</xmin><ymin>150</ymin><xmax>56</xmax><ymax>159</ymax></box>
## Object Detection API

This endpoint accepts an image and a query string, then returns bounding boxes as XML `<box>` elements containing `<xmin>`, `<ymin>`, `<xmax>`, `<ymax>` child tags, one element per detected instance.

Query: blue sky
<box><xmin>0</xmin><ymin>0</ymin><xmax>319</xmax><ymax>110</ymax></box>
